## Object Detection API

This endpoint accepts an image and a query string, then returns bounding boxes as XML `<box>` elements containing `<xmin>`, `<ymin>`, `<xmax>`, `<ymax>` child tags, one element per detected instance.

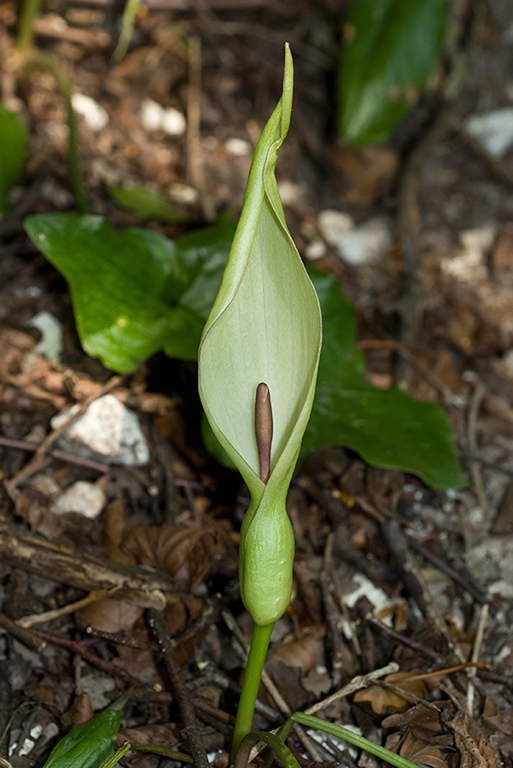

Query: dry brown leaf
<box><xmin>117</xmin><ymin>723</ymin><xmax>178</xmax><ymax>747</ymax></box>
<box><xmin>385</xmin><ymin>729</ymin><xmax>456</xmax><ymax>768</ymax></box>
<box><xmin>121</xmin><ymin>525</ymin><xmax>217</xmax><ymax>592</ymax></box>
<box><xmin>384</xmin><ymin>703</ymin><xmax>457</xmax><ymax>768</ymax></box>
<box><xmin>449</xmin><ymin>710</ymin><xmax>501</xmax><ymax>768</ymax></box>
<box><xmin>99</xmin><ymin>499</ymin><xmax>136</xmax><ymax>565</ymax></box>
<box><xmin>354</xmin><ymin>671</ymin><xmax>426</xmax><ymax>715</ymax></box>
<box><xmin>77</xmin><ymin>596</ymin><xmax>144</xmax><ymax>633</ymax></box>
<box><xmin>61</xmin><ymin>693</ymin><xmax>95</xmax><ymax>729</ymax></box>
<box><xmin>267</xmin><ymin>628</ymin><xmax>325</xmax><ymax>675</ymax></box>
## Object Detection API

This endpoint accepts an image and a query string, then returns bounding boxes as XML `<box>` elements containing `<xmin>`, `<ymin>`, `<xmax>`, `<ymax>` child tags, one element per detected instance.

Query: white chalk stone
<box><xmin>27</xmin><ymin>311</ymin><xmax>63</xmax><ymax>361</ymax></box>
<box><xmin>465</xmin><ymin>108</ymin><xmax>513</xmax><ymax>158</ymax></box>
<box><xmin>51</xmin><ymin>481</ymin><xmax>106</xmax><ymax>518</ymax></box>
<box><xmin>305</xmin><ymin>240</ymin><xmax>326</xmax><ymax>261</ymax></box>
<box><xmin>51</xmin><ymin>394</ymin><xmax>150</xmax><ymax>466</ymax></box>
<box><xmin>160</xmin><ymin>107</ymin><xmax>187</xmax><ymax>136</ymax></box>
<box><xmin>140</xmin><ymin>99</ymin><xmax>162</xmax><ymax>130</ymax></box>
<box><xmin>72</xmin><ymin>93</ymin><xmax>108</xmax><ymax>131</ymax></box>
<box><xmin>318</xmin><ymin>210</ymin><xmax>354</xmax><ymax>247</ymax></box>
<box><xmin>319</xmin><ymin>210</ymin><xmax>392</xmax><ymax>265</ymax></box>
<box><xmin>337</xmin><ymin>217</ymin><xmax>392</xmax><ymax>265</ymax></box>
<box><xmin>140</xmin><ymin>98</ymin><xmax>186</xmax><ymax>136</ymax></box>
<box><xmin>225</xmin><ymin>137</ymin><xmax>251</xmax><ymax>156</ymax></box>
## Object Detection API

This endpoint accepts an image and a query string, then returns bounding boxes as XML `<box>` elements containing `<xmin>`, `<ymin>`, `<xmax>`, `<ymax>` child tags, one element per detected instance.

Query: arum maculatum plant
<box><xmin>198</xmin><ymin>44</ymin><xmax>322</xmax><ymax>758</ymax></box>
<box><xmin>199</xmin><ymin>46</ymin><xmax>422</xmax><ymax>768</ymax></box>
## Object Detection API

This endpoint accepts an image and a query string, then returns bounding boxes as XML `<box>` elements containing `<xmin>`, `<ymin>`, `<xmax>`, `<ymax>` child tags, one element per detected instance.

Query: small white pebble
<box><xmin>277</xmin><ymin>180</ymin><xmax>302</xmax><ymax>205</ymax></box>
<box><xmin>169</xmin><ymin>183</ymin><xmax>199</xmax><ymax>204</ymax></box>
<box><xmin>140</xmin><ymin>98</ymin><xmax>186</xmax><ymax>136</ymax></box>
<box><xmin>465</xmin><ymin>108</ymin><xmax>513</xmax><ymax>157</ymax></box>
<box><xmin>140</xmin><ymin>98</ymin><xmax>164</xmax><ymax>131</ymax></box>
<box><xmin>318</xmin><ymin>209</ymin><xmax>354</xmax><ymax>246</ymax></box>
<box><xmin>305</xmin><ymin>240</ymin><xmax>326</xmax><ymax>261</ymax></box>
<box><xmin>72</xmin><ymin>93</ymin><xmax>108</xmax><ymax>131</ymax></box>
<box><xmin>225</xmin><ymin>137</ymin><xmax>251</xmax><ymax>156</ymax></box>
<box><xmin>52</xmin><ymin>481</ymin><xmax>106</xmax><ymax>519</ymax></box>
<box><xmin>19</xmin><ymin>738</ymin><xmax>35</xmax><ymax>757</ymax></box>
<box><xmin>160</xmin><ymin>107</ymin><xmax>186</xmax><ymax>136</ymax></box>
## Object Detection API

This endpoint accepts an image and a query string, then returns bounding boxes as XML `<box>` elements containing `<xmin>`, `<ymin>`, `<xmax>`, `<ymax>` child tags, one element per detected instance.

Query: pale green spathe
<box><xmin>198</xmin><ymin>46</ymin><xmax>322</xmax><ymax>626</ymax></box>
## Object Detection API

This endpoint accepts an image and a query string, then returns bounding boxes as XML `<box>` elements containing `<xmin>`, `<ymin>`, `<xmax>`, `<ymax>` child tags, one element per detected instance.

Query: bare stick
<box><xmin>0</xmin><ymin>522</ymin><xmax>175</xmax><ymax>610</ymax></box>
<box><xmin>148</xmin><ymin>609</ymin><xmax>209</xmax><ymax>768</ymax></box>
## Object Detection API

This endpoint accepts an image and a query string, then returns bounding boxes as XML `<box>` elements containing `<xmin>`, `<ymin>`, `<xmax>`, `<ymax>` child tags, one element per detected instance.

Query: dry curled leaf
<box><xmin>354</xmin><ymin>671</ymin><xmax>426</xmax><ymax>715</ymax></box>
<box><xmin>449</xmin><ymin>710</ymin><xmax>501</xmax><ymax>768</ymax></box>
<box><xmin>121</xmin><ymin>525</ymin><xmax>217</xmax><ymax>592</ymax></box>
<box><xmin>267</xmin><ymin>627</ymin><xmax>325</xmax><ymax>676</ymax></box>
<box><xmin>384</xmin><ymin>702</ymin><xmax>457</xmax><ymax>768</ymax></box>
<box><xmin>385</xmin><ymin>729</ymin><xmax>456</xmax><ymax>768</ymax></box>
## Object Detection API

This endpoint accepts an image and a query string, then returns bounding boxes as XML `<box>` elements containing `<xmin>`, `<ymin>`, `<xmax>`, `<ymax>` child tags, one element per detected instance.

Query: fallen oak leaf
<box><xmin>353</xmin><ymin>671</ymin><xmax>426</xmax><ymax>715</ymax></box>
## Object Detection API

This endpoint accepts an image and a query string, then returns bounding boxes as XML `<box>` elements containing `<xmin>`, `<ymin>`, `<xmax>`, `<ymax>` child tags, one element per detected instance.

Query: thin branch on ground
<box><xmin>148</xmin><ymin>608</ymin><xmax>209</xmax><ymax>768</ymax></box>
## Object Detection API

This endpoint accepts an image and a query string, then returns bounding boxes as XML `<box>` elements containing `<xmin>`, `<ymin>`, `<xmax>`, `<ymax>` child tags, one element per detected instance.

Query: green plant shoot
<box><xmin>41</xmin><ymin>706</ymin><xmax>122</xmax><ymax>768</ymax></box>
<box><xmin>198</xmin><ymin>44</ymin><xmax>322</xmax><ymax>758</ymax></box>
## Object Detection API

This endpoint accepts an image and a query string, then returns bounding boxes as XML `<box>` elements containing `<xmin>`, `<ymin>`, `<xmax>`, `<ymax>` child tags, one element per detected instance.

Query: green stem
<box><xmin>231</xmin><ymin>622</ymin><xmax>274</xmax><ymax>763</ymax></box>
<box><xmin>278</xmin><ymin>712</ymin><xmax>421</xmax><ymax>768</ymax></box>
<box><xmin>235</xmin><ymin>732</ymin><xmax>300</xmax><ymax>768</ymax></box>
<box><xmin>16</xmin><ymin>0</ymin><xmax>42</xmax><ymax>52</ymax></box>
<box><xmin>17</xmin><ymin>50</ymin><xmax>89</xmax><ymax>212</ymax></box>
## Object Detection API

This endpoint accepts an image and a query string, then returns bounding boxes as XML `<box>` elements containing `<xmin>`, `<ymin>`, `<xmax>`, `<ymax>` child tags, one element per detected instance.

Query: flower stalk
<box><xmin>198</xmin><ymin>43</ymin><xmax>322</xmax><ymax>762</ymax></box>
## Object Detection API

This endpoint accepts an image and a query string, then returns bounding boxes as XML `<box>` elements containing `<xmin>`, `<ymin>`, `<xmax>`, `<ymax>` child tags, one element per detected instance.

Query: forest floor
<box><xmin>1</xmin><ymin>0</ymin><xmax>513</xmax><ymax>766</ymax></box>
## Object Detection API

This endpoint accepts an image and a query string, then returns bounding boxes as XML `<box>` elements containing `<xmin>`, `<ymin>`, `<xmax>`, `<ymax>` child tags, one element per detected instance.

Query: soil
<box><xmin>1</xmin><ymin>1</ymin><xmax>513</xmax><ymax>767</ymax></box>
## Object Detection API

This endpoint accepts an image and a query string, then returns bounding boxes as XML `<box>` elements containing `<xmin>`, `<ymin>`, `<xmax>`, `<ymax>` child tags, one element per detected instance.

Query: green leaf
<box><xmin>338</xmin><ymin>0</ymin><xmax>448</xmax><ymax>145</ymax></box>
<box><xmin>302</xmin><ymin>268</ymin><xmax>466</xmax><ymax>490</ymax></box>
<box><xmin>42</xmin><ymin>709</ymin><xmax>122</xmax><ymax>768</ymax></box>
<box><xmin>108</xmin><ymin>184</ymin><xmax>182</xmax><ymax>223</ymax></box>
<box><xmin>24</xmin><ymin>213</ymin><xmax>235</xmax><ymax>373</ymax></box>
<box><xmin>0</xmin><ymin>101</ymin><xmax>28</xmax><ymax>214</ymax></box>
<box><xmin>198</xmin><ymin>46</ymin><xmax>323</xmax><ymax>626</ymax></box>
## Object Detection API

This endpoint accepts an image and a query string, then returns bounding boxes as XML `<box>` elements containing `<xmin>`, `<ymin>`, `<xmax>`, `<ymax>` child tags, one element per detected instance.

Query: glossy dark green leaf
<box><xmin>25</xmin><ymin>213</ymin><xmax>235</xmax><ymax>372</ymax></box>
<box><xmin>338</xmin><ymin>0</ymin><xmax>448</xmax><ymax>145</ymax></box>
<box><xmin>301</xmin><ymin>268</ymin><xmax>466</xmax><ymax>490</ymax></box>
<box><xmin>108</xmin><ymin>184</ymin><xmax>182</xmax><ymax>223</ymax></box>
<box><xmin>42</xmin><ymin>708</ymin><xmax>121</xmax><ymax>768</ymax></box>
<box><xmin>0</xmin><ymin>101</ymin><xmax>28</xmax><ymax>214</ymax></box>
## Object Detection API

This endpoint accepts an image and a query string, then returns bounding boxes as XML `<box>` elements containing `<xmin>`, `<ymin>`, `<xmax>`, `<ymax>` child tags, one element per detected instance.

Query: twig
<box><xmin>321</xmin><ymin>533</ymin><xmax>360</xmax><ymax>684</ymax></box>
<box><xmin>456</xmin><ymin>449</ymin><xmax>513</xmax><ymax>479</ymax></box>
<box><xmin>302</xmin><ymin>662</ymin><xmax>399</xmax><ymax>718</ymax></box>
<box><xmin>16</xmin><ymin>589</ymin><xmax>109</xmax><ymax>627</ymax></box>
<box><xmin>406</xmin><ymin>536</ymin><xmax>490</xmax><ymax>607</ymax></box>
<box><xmin>0</xmin><ymin>612</ymin><xmax>46</xmax><ymax>651</ymax></box>
<box><xmin>28</xmin><ymin>627</ymin><xmax>141</xmax><ymax>685</ymax></box>
<box><xmin>366</xmin><ymin>614</ymin><xmax>441</xmax><ymax>662</ymax></box>
<box><xmin>467</xmin><ymin>603</ymin><xmax>488</xmax><ymax>716</ymax></box>
<box><xmin>381</xmin><ymin>519</ymin><xmax>465</xmax><ymax>663</ymax></box>
<box><xmin>394</xmin><ymin>0</ymin><xmax>484</xmax><ymax>390</ymax></box>
<box><xmin>0</xmin><ymin>436</ymin><xmax>109</xmax><ymax>474</ymax></box>
<box><xmin>377</xmin><ymin>681</ymin><xmax>441</xmax><ymax>712</ymax></box>
<box><xmin>148</xmin><ymin>609</ymin><xmax>209</xmax><ymax>768</ymax></box>
<box><xmin>467</xmin><ymin>380</ymin><xmax>487</xmax><ymax>513</ymax></box>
